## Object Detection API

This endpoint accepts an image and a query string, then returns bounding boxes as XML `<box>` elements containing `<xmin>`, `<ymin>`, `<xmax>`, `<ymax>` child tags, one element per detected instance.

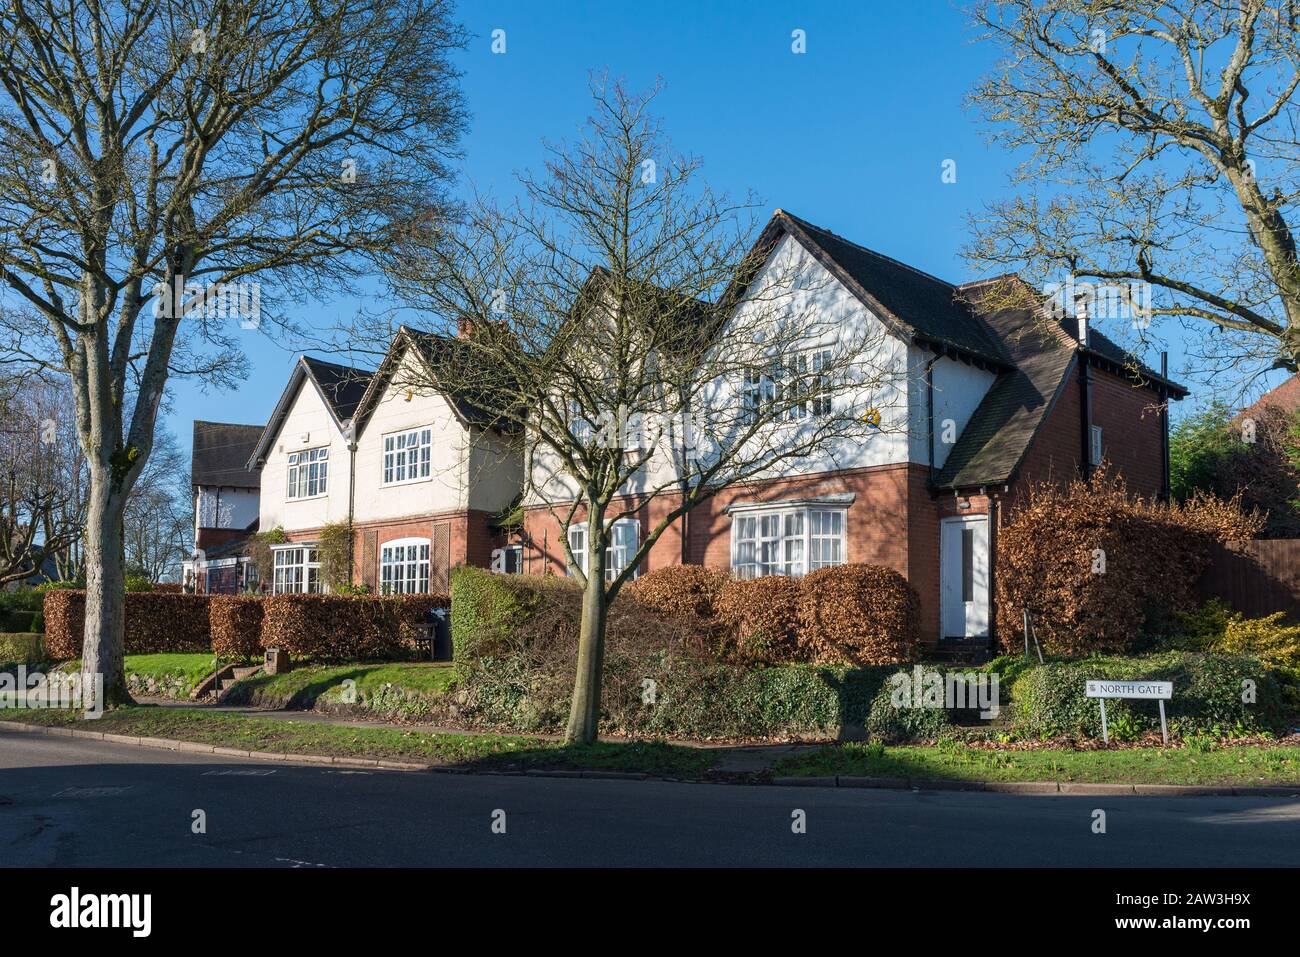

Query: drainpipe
<box><xmin>346</xmin><ymin>422</ymin><xmax>357</xmax><ymax>586</ymax></box>
<box><xmin>925</xmin><ymin>353</ymin><xmax>939</xmax><ymax>486</ymax></box>
<box><xmin>987</xmin><ymin>495</ymin><xmax>997</xmax><ymax>650</ymax></box>
<box><xmin>1159</xmin><ymin>352</ymin><xmax>1171</xmax><ymax>502</ymax></box>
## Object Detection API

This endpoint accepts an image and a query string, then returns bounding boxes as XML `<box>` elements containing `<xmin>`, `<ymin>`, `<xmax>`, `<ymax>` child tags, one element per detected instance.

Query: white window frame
<box><xmin>731</xmin><ymin>506</ymin><xmax>846</xmax><ymax>579</ymax></box>
<box><xmin>1089</xmin><ymin>424</ymin><xmax>1103</xmax><ymax>466</ymax></box>
<box><xmin>382</xmin><ymin>426</ymin><xmax>433</xmax><ymax>486</ymax></box>
<box><xmin>566</xmin><ymin>519</ymin><xmax>640</xmax><ymax>582</ymax></box>
<box><xmin>271</xmin><ymin>545</ymin><xmax>322</xmax><ymax>594</ymax></box>
<box><xmin>286</xmin><ymin>447</ymin><xmax>329</xmax><ymax>500</ymax></box>
<box><xmin>380</xmin><ymin>537</ymin><xmax>431</xmax><ymax>594</ymax></box>
<box><xmin>741</xmin><ymin>347</ymin><xmax>834</xmax><ymax>425</ymax></box>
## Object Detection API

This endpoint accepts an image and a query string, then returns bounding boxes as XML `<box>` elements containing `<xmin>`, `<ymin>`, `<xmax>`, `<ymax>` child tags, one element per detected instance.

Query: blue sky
<box><xmin>165</xmin><ymin>0</ymin><xmax>1259</xmax><ymax>462</ymax></box>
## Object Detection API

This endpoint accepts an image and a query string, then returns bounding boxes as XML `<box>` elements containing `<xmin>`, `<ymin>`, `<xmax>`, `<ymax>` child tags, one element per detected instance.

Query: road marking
<box><xmin>201</xmin><ymin>769</ymin><xmax>277</xmax><ymax>777</ymax></box>
<box><xmin>275</xmin><ymin>857</ymin><xmax>332</xmax><ymax>868</ymax></box>
<box><xmin>322</xmin><ymin>770</ymin><xmax>372</xmax><ymax>775</ymax></box>
<box><xmin>53</xmin><ymin>786</ymin><xmax>132</xmax><ymax>798</ymax></box>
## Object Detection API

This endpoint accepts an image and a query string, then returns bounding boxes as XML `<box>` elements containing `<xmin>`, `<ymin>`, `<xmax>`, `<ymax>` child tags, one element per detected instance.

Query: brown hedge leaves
<box><xmin>996</xmin><ymin>468</ymin><xmax>1263</xmax><ymax>656</ymax></box>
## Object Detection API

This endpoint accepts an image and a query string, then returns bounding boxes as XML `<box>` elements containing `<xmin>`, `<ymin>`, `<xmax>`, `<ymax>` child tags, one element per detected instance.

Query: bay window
<box><xmin>566</xmin><ymin>519</ymin><xmax>639</xmax><ymax>581</ymax></box>
<box><xmin>732</xmin><ymin>507</ymin><xmax>845</xmax><ymax>578</ymax></box>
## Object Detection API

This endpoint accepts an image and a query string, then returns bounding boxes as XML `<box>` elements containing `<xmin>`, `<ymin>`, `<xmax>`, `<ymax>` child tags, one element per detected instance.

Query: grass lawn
<box><xmin>773</xmin><ymin>741</ymin><xmax>1300</xmax><ymax>786</ymax></box>
<box><xmin>1</xmin><ymin>706</ymin><xmax>714</xmax><ymax>776</ymax></box>
<box><xmin>59</xmin><ymin>653</ymin><xmax>216</xmax><ymax>686</ymax></box>
<box><xmin>223</xmin><ymin>662</ymin><xmax>457</xmax><ymax>713</ymax></box>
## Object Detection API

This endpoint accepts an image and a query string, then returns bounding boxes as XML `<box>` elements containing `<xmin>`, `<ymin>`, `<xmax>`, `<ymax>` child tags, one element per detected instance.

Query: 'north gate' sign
<box><xmin>1085</xmin><ymin>680</ymin><xmax>1173</xmax><ymax>744</ymax></box>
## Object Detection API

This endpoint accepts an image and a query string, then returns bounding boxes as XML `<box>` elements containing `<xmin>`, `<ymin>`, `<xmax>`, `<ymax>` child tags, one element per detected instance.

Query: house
<box><xmin>245</xmin><ymin>329</ymin><xmax>523</xmax><ymax>594</ymax></box>
<box><xmin>185</xmin><ymin>420</ymin><xmax>263</xmax><ymax>593</ymax></box>
<box><xmin>518</xmin><ymin>209</ymin><xmax>1188</xmax><ymax>653</ymax></box>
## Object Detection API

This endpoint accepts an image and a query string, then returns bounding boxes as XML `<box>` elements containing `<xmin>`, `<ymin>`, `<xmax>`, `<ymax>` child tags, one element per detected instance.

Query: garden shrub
<box><xmin>1010</xmin><ymin>652</ymin><xmax>1287</xmax><ymax>740</ymax></box>
<box><xmin>448</xmin><ymin>656</ymin><xmax>957</xmax><ymax>742</ymax></box>
<box><xmin>1218</xmin><ymin>612</ymin><xmax>1300</xmax><ymax>670</ymax></box>
<box><xmin>0</xmin><ymin>632</ymin><xmax>46</xmax><ymax>666</ymax></box>
<box><xmin>43</xmin><ymin>590</ymin><xmax>212</xmax><ymax>659</ymax></box>
<box><xmin>624</xmin><ymin>565</ymin><xmax>729</xmax><ymax>623</ymax></box>
<box><xmin>260</xmin><ymin>593</ymin><xmax>449</xmax><ymax>663</ymax></box>
<box><xmin>797</xmin><ymin>564</ymin><xmax>921</xmax><ymax>665</ymax></box>
<box><xmin>996</xmin><ymin>468</ymin><xmax>1262</xmax><ymax>656</ymax></box>
<box><xmin>210</xmin><ymin>595</ymin><xmax>265</xmax><ymax>660</ymax></box>
<box><xmin>715</xmin><ymin>575</ymin><xmax>804</xmax><ymax>664</ymax></box>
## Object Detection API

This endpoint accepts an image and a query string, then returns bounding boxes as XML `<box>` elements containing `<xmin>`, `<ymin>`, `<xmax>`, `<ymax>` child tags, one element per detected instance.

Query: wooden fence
<box><xmin>1196</xmin><ymin>539</ymin><xmax>1300</xmax><ymax>620</ymax></box>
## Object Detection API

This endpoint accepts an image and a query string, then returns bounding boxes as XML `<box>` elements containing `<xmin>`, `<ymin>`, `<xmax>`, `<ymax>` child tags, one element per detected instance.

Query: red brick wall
<box><xmin>1012</xmin><ymin>361</ymin><xmax>1167</xmax><ymax>503</ymax></box>
<box><xmin>280</xmin><ymin>509</ymin><xmax>501</xmax><ymax>592</ymax></box>
<box><xmin>520</xmin><ymin>463</ymin><xmax>952</xmax><ymax>637</ymax></box>
<box><xmin>1089</xmin><ymin>367</ymin><xmax>1167</xmax><ymax>497</ymax></box>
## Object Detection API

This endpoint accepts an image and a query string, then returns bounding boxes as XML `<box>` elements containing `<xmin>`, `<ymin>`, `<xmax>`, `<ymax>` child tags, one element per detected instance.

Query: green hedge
<box><xmin>450</xmin><ymin>655</ymin><xmax>957</xmax><ymax>742</ymax></box>
<box><xmin>1010</xmin><ymin>652</ymin><xmax>1288</xmax><ymax>740</ymax></box>
<box><xmin>0</xmin><ymin>632</ymin><xmax>46</xmax><ymax>666</ymax></box>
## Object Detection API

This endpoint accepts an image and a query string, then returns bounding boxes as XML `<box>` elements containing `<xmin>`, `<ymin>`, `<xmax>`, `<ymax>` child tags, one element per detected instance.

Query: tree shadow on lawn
<box><xmin>222</xmin><ymin>665</ymin><xmax>384</xmax><ymax>710</ymax></box>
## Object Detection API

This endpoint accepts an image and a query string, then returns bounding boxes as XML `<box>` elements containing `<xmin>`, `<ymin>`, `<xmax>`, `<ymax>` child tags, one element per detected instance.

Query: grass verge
<box><xmin>0</xmin><ymin>706</ymin><xmax>714</xmax><ymax>776</ymax></box>
<box><xmin>222</xmin><ymin>662</ymin><xmax>456</xmax><ymax>719</ymax></box>
<box><xmin>58</xmin><ymin>653</ymin><xmax>215</xmax><ymax>699</ymax></box>
<box><xmin>773</xmin><ymin>740</ymin><xmax>1300</xmax><ymax>786</ymax></box>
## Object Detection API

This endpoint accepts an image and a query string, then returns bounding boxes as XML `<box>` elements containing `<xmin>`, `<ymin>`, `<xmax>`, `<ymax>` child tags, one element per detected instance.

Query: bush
<box><xmin>797</xmin><ymin>564</ymin><xmax>920</xmax><ymax>665</ymax></box>
<box><xmin>42</xmin><ymin>590</ymin><xmax>212</xmax><ymax>659</ymax></box>
<box><xmin>210</xmin><ymin>596</ymin><xmax>265</xmax><ymax>660</ymax></box>
<box><xmin>624</xmin><ymin>565</ymin><xmax>729</xmax><ymax>621</ymax></box>
<box><xmin>448</xmin><ymin>567</ymin><xmax>951</xmax><ymax>741</ymax></box>
<box><xmin>1218</xmin><ymin>612</ymin><xmax>1300</xmax><ymax>670</ymax></box>
<box><xmin>1010</xmin><ymin>652</ymin><xmax>1288</xmax><ymax>740</ymax></box>
<box><xmin>261</xmin><ymin>593</ymin><xmax>449</xmax><ymax>663</ymax></box>
<box><xmin>0</xmin><ymin>632</ymin><xmax>46</xmax><ymax>665</ymax></box>
<box><xmin>43</xmin><ymin>589</ymin><xmax>83</xmax><ymax>659</ymax></box>
<box><xmin>450</xmin><ymin>655</ymin><xmax>957</xmax><ymax>741</ymax></box>
<box><xmin>715</xmin><ymin>575</ymin><xmax>804</xmax><ymax>664</ymax></box>
<box><xmin>996</xmin><ymin>468</ymin><xmax>1263</xmax><ymax>656</ymax></box>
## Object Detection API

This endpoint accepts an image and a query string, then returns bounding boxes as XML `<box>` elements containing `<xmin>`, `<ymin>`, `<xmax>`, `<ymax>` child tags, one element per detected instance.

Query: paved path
<box><xmin>3</xmin><ymin>726</ymin><xmax>1298</xmax><ymax>867</ymax></box>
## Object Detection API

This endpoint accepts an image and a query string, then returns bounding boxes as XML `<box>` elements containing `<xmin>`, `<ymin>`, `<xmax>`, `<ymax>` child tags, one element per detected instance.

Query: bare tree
<box><xmin>0</xmin><ymin>379</ymin><xmax>82</xmax><ymax>584</ymax></box>
<box><xmin>123</xmin><ymin>429</ymin><xmax>191</xmax><ymax>582</ymax></box>
<box><xmin>0</xmin><ymin>1</ymin><xmax>466</xmax><ymax>704</ymax></box>
<box><xmin>377</xmin><ymin>79</ymin><xmax>903</xmax><ymax>744</ymax></box>
<box><xmin>966</xmin><ymin>0</ymin><xmax>1300</xmax><ymax>386</ymax></box>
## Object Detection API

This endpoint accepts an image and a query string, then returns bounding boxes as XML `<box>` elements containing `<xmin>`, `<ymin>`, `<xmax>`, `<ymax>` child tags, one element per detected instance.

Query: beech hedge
<box><xmin>996</xmin><ymin>468</ymin><xmax>1262</xmax><ymax>656</ymax></box>
<box><xmin>260</xmin><ymin>593</ymin><xmax>450</xmax><ymax>663</ymax></box>
<box><xmin>43</xmin><ymin>590</ymin><xmax>211</xmax><ymax>659</ymax></box>
<box><xmin>209</xmin><ymin>596</ymin><xmax>265</xmax><ymax>660</ymax></box>
<box><xmin>797</xmin><ymin>564</ymin><xmax>921</xmax><ymax>665</ymax></box>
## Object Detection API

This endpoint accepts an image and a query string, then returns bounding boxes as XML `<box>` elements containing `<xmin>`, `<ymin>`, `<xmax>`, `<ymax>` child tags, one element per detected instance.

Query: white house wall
<box><xmin>195</xmin><ymin>486</ymin><xmax>259</xmax><ymax>529</ymax></box>
<box><xmin>906</xmin><ymin>346</ymin><xmax>997</xmax><ymax>470</ymax></box>
<box><xmin>352</xmin><ymin>350</ymin><xmax>469</xmax><ymax>521</ymax></box>
<box><xmin>257</xmin><ymin>377</ymin><xmax>353</xmax><ymax>535</ymax></box>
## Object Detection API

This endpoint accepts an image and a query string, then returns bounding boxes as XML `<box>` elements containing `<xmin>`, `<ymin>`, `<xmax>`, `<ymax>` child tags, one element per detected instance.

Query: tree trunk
<box><xmin>81</xmin><ymin>466</ymin><xmax>133</xmax><ymax>708</ymax></box>
<box><xmin>565</xmin><ymin>519</ymin><xmax>608</xmax><ymax>744</ymax></box>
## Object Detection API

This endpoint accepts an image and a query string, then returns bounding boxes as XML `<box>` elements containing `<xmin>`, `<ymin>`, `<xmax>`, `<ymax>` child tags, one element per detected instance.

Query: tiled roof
<box><xmin>301</xmin><ymin>356</ymin><xmax>372</xmax><ymax>422</ymax></box>
<box><xmin>191</xmin><ymin>421</ymin><xmax>263</xmax><ymax>488</ymax></box>
<box><xmin>774</xmin><ymin>210</ymin><xmax>1009</xmax><ymax>366</ymax></box>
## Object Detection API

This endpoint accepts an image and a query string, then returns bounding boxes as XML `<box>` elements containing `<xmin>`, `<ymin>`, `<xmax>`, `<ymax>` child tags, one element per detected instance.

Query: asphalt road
<box><xmin>2</xmin><ymin>726</ymin><xmax>1298</xmax><ymax>867</ymax></box>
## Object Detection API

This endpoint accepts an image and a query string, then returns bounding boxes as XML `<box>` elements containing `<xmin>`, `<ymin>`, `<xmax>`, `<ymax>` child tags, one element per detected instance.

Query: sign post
<box><xmin>1085</xmin><ymin>680</ymin><xmax>1173</xmax><ymax>745</ymax></box>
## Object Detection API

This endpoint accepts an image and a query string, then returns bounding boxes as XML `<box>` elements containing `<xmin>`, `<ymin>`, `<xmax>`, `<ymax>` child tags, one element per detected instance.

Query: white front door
<box><xmin>940</xmin><ymin>516</ymin><xmax>990</xmax><ymax>639</ymax></box>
